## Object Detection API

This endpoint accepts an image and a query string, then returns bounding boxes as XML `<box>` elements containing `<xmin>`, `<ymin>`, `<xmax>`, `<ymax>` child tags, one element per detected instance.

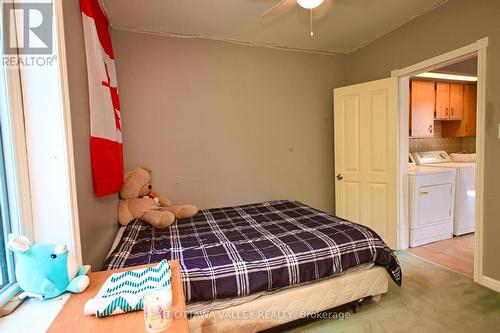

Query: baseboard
<box><xmin>480</xmin><ymin>275</ymin><xmax>500</xmax><ymax>293</ymax></box>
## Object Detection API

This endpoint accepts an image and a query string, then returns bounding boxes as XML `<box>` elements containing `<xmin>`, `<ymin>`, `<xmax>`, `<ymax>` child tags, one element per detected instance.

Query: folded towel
<box><xmin>84</xmin><ymin>260</ymin><xmax>171</xmax><ymax>317</ymax></box>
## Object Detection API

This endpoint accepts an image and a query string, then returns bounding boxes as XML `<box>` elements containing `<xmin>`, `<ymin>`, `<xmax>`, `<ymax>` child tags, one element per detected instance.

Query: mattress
<box><xmin>106</xmin><ymin>228</ymin><xmax>376</xmax><ymax>316</ymax></box>
<box><xmin>188</xmin><ymin>266</ymin><xmax>389</xmax><ymax>333</ymax></box>
<box><xmin>104</xmin><ymin>200</ymin><xmax>401</xmax><ymax>304</ymax></box>
<box><xmin>106</xmin><ymin>226</ymin><xmax>126</xmax><ymax>258</ymax></box>
<box><xmin>186</xmin><ymin>262</ymin><xmax>374</xmax><ymax>314</ymax></box>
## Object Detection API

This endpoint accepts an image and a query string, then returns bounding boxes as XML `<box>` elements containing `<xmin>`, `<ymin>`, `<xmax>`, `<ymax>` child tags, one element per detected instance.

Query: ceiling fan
<box><xmin>262</xmin><ymin>0</ymin><xmax>332</xmax><ymax>36</ymax></box>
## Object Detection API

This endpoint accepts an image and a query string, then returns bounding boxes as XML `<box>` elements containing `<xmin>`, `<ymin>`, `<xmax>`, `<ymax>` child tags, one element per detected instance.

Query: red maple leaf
<box><xmin>102</xmin><ymin>63</ymin><xmax>122</xmax><ymax>131</ymax></box>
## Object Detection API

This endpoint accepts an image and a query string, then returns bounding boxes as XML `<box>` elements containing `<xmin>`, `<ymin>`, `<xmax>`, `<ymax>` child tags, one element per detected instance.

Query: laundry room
<box><xmin>406</xmin><ymin>56</ymin><xmax>478</xmax><ymax>279</ymax></box>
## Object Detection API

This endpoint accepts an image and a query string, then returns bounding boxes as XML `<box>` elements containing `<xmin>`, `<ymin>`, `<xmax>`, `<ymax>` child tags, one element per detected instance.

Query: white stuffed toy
<box><xmin>7</xmin><ymin>234</ymin><xmax>91</xmax><ymax>300</ymax></box>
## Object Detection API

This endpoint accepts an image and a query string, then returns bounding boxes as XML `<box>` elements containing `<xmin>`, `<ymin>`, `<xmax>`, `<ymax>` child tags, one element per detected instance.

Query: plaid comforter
<box><xmin>104</xmin><ymin>201</ymin><xmax>402</xmax><ymax>303</ymax></box>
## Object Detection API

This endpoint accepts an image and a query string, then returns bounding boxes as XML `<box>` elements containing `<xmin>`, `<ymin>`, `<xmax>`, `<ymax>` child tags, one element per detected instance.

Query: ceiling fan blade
<box><xmin>262</xmin><ymin>0</ymin><xmax>294</xmax><ymax>17</ymax></box>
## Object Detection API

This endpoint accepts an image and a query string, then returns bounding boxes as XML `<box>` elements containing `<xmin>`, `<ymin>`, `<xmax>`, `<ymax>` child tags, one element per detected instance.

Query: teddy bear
<box><xmin>118</xmin><ymin>167</ymin><xmax>199</xmax><ymax>228</ymax></box>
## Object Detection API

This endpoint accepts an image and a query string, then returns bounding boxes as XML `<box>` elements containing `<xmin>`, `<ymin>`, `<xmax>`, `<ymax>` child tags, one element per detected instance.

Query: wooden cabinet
<box><xmin>435</xmin><ymin>82</ymin><xmax>449</xmax><ymax>119</ymax></box>
<box><xmin>411</xmin><ymin>80</ymin><xmax>476</xmax><ymax>138</ymax></box>
<box><xmin>462</xmin><ymin>84</ymin><xmax>477</xmax><ymax>136</ymax></box>
<box><xmin>410</xmin><ymin>80</ymin><xmax>435</xmax><ymax>137</ymax></box>
<box><xmin>442</xmin><ymin>84</ymin><xmax>476</xmax><ymax>137</ymax></box>
<box><xmin>435</xmin><ymin>82</ymin><xmax>463</xmax><ymax>120</ymax></box>
<box><xmin>449</xmin><ymin>83</ymin><xmax>464</xmax><ymax>120</ymax></box>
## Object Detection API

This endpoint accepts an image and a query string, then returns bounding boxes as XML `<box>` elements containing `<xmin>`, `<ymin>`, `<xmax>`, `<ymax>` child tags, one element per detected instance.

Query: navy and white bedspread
<box><xmin>104</xmin><ymin>200</ymin><xmax>402</xmax><ymax>303</ymax></box>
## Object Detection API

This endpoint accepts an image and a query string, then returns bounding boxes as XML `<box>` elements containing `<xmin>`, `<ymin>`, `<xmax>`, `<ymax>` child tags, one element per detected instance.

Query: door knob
<box><xmin>336</xmin><ymin>174</ymin><xmax>343</xmax><ymax>181</ymax></box>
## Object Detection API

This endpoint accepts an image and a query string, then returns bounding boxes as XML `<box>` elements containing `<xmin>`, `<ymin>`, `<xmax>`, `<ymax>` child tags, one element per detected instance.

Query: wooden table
<box><xmin>48</xmin><ymin>260</ymin><xmax>189</xmax><ymax>333</ymax></box>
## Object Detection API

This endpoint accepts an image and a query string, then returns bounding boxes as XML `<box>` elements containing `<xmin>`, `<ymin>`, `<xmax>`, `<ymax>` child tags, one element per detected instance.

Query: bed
<box><xmin>105</xmin><ymin>200</ymin><xmax>401</xmax><ymax>332</ymax></box>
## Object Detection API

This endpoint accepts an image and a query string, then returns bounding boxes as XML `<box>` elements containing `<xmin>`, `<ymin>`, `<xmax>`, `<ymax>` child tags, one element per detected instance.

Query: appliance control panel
<box><xmin>411</xmin><ymin>151</ymin><xmax>451</xmax><ymax>165</ymax></box>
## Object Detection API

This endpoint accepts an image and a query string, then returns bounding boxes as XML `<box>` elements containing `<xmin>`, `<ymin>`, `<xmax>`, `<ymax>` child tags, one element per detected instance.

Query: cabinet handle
<box><xmin>465</xmin><ymin>124</ymin><xmax>468</xmax><ymax>134</ymax></box>
<box><xmin>445</xmin><ymin>107</ymin><xmax>448</xmax><ymax>116</ymax></box>
<box><xmin>420</xmin><ymin>191</ymin><xmax>428</xmax><ymax>195</ymax></box>
<box><xmin>428</xmin><ymin>124</ymin><xmax>433</xmax><ymax>133</ymax></box>
<box><xmin>451</xmin><ymin>107</ymin><xmax>454</xmax><ymax>116</ymax></box>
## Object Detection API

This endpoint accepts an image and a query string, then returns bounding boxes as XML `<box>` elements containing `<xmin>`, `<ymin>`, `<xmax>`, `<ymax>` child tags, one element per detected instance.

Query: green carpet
<box><xmin>280</xmin><ymin>251</ymin><xmax>500</xmax><ymax>333</ymax></box>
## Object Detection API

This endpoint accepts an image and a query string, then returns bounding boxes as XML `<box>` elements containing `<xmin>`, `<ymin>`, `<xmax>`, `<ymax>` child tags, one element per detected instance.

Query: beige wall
<box><xmin>62</xmin><ymin>0</ymin><xmax>119</xmax><ymax>270</ymax></box>
<box><xmin>111</xmin><ymin>30</ymin><xmax>349</xmax><ymax>214</ymax></box>
<box><xmin>349</xmin><ymin>0</ymin><xmax>500</xmax><ymax>280</ymax></box>
<box><xmin>64</xmin><ymin>0</ymin><xmax>500</xmax><ymax>279</ymax></box>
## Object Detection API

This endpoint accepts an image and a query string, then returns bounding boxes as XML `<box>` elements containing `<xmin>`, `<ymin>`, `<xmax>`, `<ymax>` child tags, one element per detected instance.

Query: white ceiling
<box><xmin>100</xmin><ymin>0</ymin><xmax>448</xmax><ymax>54</ymax></box>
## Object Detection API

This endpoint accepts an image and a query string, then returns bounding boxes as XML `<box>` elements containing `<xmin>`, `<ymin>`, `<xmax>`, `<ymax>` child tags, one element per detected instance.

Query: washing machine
<box><xmin>412</xmin><ymin>151</ymin><xmax>476</xmax><ymax>235</ymax></box>
<box><xmin>409</xmin><ymin>165</ymin><xmax>456</xmax><ymax>247</ymax></box>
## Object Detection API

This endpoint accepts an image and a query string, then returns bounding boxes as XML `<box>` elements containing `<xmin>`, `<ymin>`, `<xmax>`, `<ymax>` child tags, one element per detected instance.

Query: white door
<box><xmin>417</xmin><ymin>184</ymin><xmax>453</xmax><ymax>226</ymax></box>
<box><xmin>334</xmin><ymin>77</ymin><xmax>398</xmax><ymax>248</ymax></box>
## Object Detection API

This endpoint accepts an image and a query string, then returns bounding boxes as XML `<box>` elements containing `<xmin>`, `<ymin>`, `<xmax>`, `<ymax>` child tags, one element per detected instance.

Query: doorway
<box><xmin>392</xmin><ymin>38</ymin><xmax>488</xmax><ymax>283</ymax></box>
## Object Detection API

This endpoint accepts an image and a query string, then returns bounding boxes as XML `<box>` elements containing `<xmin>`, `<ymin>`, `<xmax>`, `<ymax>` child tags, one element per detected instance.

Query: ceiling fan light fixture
<box><xmin>297</xmin><ymin>0</ymin><xmax>324</xmax><ymax>9</ymax></box>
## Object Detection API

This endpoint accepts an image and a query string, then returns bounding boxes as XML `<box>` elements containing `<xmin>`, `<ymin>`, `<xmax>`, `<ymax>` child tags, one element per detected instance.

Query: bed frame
<box><xmin>188</xmin><ymin>266</ymin><xmax>389</xmax><ymax>333</ymax></box>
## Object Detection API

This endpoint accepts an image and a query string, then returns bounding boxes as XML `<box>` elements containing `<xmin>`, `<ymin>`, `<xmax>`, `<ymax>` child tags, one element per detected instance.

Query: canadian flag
<box><xmin>80</xmin><ymin>0</ymin><xmax>123</xmax><ymax>197</ymax></box>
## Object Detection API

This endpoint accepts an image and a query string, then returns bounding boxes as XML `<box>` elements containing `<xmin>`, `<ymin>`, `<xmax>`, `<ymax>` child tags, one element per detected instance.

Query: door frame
<box><xmin>391</xmin><ymin>37</ymin><xmax>488</xmax><ymax>286</ymax></box>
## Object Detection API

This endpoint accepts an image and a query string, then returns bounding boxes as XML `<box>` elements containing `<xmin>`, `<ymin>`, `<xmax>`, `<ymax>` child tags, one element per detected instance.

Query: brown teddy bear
<box><xmin>118</xmin><ymin>167</ymin><xmax>199</xmax><ymax>228</ymax></box>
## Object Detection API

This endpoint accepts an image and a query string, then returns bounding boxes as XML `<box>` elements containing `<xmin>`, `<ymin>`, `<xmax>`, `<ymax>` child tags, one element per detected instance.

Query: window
<box><xmin>0</xmin><ymin>127</ymin><xmax>14</xmax><ymax>296</ymax></box>
<box><xmin>0</xmin><ymin>1</ymin><xmax>29</xmax><ymax>307</ymax></box>
<box><xmin>0</xmin><ymin>87</ymin><xmax>19</xmax><ymax>307</ymax></box>
<box><xmin>0</xmin><ymin>0</ymin><xmax>77</xmax><ymax>308</ymax></box>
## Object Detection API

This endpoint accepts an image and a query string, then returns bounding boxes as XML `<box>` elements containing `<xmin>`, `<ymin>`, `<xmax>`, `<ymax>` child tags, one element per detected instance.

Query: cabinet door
<box><xmin>417</xmin><ymin>183</ymin><xmax>453</xmax><ymax>227</ymax></box>
<box><xmin>410</xmin><ymin>81</ymin><xmax>435</xmax><ymax>137</ymax></box>
<box><xmin>449</xmin><ymin>83</ymin><xmax>463</xmax><ymax>120</ymax></box>
<box><xmin>441</xmin><ymin>119</ymin><xmax>462</xmax><ymax>137</ymax></box>
<box><xmin>463</xmin><ymin>84</ymin><xmax>476</xmax><ymax>136</ymax></box>
<box><xmin>442</xmin><ymin>83</ymin><xmax>476</xmax><ymax>137</ymax></box>
<box><xmin>435</xmin><ymin>82</ymin><xmax>450</xmax><ymax>119</ymax></box>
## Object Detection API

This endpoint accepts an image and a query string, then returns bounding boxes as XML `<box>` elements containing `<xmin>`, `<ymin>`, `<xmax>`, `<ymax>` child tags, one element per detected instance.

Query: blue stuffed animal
<box><xmin>7</xmin><ymin>234</ymin><xmax>91</xmax><ymax>300</ymax></box>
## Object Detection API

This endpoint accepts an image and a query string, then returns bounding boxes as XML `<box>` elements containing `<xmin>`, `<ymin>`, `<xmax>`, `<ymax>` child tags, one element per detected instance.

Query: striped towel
<box><xmin>84</xmin><ymin>260</ymin><xmax>171</xmax><ymax>317</ymax></box>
